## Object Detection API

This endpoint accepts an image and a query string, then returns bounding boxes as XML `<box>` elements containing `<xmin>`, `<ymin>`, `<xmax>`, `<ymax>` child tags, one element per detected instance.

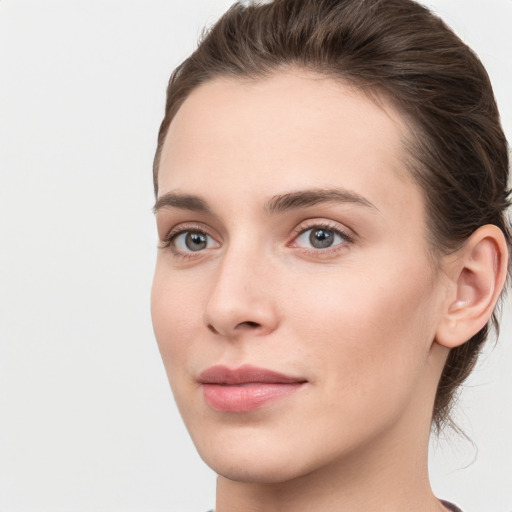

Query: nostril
<box><xmin>207</xmin><ymin>321</ymin><xmax>259</xmax><ymax>335</ymax></box>
<box><xmin>239</xmin><ymin>321</ymin><xmax>260</xmax><ymax>329</ymax></box>
<box><xmin>208</xmin><ymin>324</ymin><xmax>219</xmax><ymax>334</ymax></box>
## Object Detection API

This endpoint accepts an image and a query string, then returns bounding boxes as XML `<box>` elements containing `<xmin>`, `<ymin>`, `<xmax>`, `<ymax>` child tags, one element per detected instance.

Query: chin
<box><xmin>203</xmin><ymin>451</ymin><xmax>308</xmax><ymax>485</ymax></box>
<box><xmin>190</xmin><ymin>423</ymin><xmax>315</xmax><ymax>484</ymax></box>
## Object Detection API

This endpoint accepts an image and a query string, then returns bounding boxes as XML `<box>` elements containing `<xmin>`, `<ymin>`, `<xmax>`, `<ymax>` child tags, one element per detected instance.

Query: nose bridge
<box><xmin>203</xmin><ymin>236</ymin><xmax>277</xmax><ymax>337</ymax></box>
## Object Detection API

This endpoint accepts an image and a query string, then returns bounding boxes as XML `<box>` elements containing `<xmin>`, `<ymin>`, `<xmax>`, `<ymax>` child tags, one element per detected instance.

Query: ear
<box><xmin>436</xmin><ymin>225</ymin><xmax>509</xmax><ymax>349</ymax></box>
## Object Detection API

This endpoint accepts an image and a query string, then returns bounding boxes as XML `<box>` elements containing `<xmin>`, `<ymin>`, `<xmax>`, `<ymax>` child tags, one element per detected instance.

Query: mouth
<box><xmin>198</xmin><ymin>364</ymin><xmax>307</xmax><ymax>412</ymax></box>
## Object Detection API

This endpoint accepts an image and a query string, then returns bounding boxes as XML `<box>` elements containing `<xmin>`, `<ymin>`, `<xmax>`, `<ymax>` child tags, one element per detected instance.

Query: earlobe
<box><xmin>436</xmin><ymin>225</ymin><xmax>509</xmax><ymax>349</ymax></box>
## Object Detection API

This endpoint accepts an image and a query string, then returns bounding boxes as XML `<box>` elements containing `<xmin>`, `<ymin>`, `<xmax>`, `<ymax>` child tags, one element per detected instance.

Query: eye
<box><xmin>294</xmin><ymin>225</ymin><xmax>350</xmax><ymax>250</ymax></box>
<box><xmin>172</xmin><ymin>230</ymin><xmax>218</xmax><ymax>252</ymax></box>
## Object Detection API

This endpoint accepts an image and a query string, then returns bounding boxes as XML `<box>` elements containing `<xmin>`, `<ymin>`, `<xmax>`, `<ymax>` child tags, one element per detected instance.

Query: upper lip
<box><xmin>198</xmin><ymin>364</ymin><xmax>307</xmax><ymax>385</ymax></box>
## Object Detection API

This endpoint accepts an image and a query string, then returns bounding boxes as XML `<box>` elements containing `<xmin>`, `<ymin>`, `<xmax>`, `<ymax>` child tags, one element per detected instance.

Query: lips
<box><xmin>198</xmin><ymin>364</ymin><xmax>307</xmax><ymax>412</ymax></box>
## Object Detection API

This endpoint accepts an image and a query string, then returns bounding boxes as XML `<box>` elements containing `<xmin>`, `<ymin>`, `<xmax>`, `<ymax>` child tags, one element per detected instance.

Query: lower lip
<box><xmin>202</xmin><ymin>382</ymin><xmax>304</xmax><ymax>412</ymax></box>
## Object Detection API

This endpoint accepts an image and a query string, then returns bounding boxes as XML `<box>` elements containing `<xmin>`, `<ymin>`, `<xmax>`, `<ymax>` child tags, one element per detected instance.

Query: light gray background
<box><xmin>0</xmin><ymin>1</ymin><xmax>511</xmax><ymax>511</ymax></box>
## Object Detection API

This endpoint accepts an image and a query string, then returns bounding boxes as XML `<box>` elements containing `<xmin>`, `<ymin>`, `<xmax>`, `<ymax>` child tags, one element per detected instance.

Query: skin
<box><xmin>151</xmin><ymin>70</ymin><xmax>464</xmax><ymax>512</ymax></box>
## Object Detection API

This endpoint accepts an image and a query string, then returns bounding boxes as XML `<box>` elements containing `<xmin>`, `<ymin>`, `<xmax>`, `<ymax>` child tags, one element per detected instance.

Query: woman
<box><xmin>150</xmin><ymin>0</ymin><xmax>510</xmax><ymax>510</ymax></box>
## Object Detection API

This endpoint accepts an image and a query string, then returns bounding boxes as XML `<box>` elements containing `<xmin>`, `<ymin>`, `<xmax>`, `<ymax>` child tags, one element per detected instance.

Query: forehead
<box><xmin>158</xmin><ymin>70</ymin><xmax>421</xmax><ymax>219</ymax></box>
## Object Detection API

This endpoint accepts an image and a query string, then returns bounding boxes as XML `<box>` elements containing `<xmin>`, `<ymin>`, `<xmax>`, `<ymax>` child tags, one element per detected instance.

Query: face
<box><xmin>151</xmin><ymin>71</ymin><xmax>448</xmax><ymax>484</ymax></box>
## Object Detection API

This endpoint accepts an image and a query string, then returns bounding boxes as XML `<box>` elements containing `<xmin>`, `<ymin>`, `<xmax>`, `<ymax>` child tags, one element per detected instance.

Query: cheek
<box><xmin>285</xmin><ymin>259</ymin><xmax>438</xmax><ymax>415</ymax></box>
<box><xmin>151</xmin><ymin>270</ymin><xmax>212</xmax><ymax>432</ymax></box>
<box><xmin>150</xmin><ymin>266</ymin><xmax>202</xmax><ymax>380</ymax></box>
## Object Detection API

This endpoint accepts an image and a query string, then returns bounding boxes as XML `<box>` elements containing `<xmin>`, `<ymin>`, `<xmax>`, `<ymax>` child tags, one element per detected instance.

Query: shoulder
<box><xmin>441</xmin><ymin>500</ymin><xmax>463</xmax><ymax>512</ymax></box>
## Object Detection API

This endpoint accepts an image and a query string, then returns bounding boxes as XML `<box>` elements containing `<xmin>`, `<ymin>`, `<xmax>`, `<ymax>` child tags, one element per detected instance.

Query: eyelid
<box><xmin>159</xmin><ymin>222</ymin><xmax>220</xmax><ymax>250</ymax></box>
<box><xmin>290</xmin><ymin>219</ymin><xmax>354</xmax><ymax>241</ymax></box>
<box><xmin>158</xmin><ymin>219</ymin><xmax>354</xmax><ymax>259</ymax></box>
<box><xmin>288</xmin><ymin>219</ymin><xmax>355</xmax><ymax>253</ymax></box>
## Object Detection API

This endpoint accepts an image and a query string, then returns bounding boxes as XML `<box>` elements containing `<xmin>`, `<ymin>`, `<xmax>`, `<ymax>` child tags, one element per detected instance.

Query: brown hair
<box><xmin>153</xmin><ymin>0</ymin><xmax>511</xmax><ymax>432</ymax></box>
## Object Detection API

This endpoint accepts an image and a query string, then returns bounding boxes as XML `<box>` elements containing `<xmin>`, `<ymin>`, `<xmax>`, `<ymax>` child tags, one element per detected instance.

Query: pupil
<box><xmin>309</xmin><ymin>229</ymin><xmax>333</xmax><ymax>249</ymax></box>
<box><xmin>185</xmin><ymin>232</ymin><xmax>207</xmax><ymax>251</ymax></box>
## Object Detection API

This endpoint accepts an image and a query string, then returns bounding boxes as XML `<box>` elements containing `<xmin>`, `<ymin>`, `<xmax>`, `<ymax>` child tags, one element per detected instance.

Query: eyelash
<box><xmin>289</xmin><ymin>221</ymin><xmax>354</xmax><ymax>256</ymax></box>
<box><xmin>160</xmin><ymin>220</ymin><xmax>354</xmax><ymax>260</ymax></box>
<box><xmin>160</xmin><ymin>223</ymin><xmax>215</xmax><ymax>261</ymax></box>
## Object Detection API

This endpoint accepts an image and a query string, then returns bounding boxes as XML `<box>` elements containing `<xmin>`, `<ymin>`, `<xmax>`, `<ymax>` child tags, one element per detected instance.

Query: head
<box><xmin>151</xmin><ymin>0</ymin><xmax>510</xmax><ymax>483</ymax></box>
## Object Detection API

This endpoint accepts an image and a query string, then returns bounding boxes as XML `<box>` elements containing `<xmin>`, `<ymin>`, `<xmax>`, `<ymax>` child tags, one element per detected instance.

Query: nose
<box><xmin>203</xmin><ymin>245</ymin><xmax>279</xmax><ymax>340</ymax></box>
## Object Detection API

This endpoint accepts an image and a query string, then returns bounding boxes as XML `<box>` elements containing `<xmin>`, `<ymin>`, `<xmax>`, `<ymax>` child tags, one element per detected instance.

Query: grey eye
<box><xmin>295</xmin><ymin>227</ymin><xmax>345</xmax><ymax>249</ymax></box>
<box><xmin>186</xmin><ymin>232</ymin><xmax>207</xmax><ymax>251</ymax></box>
<box><xmin>310</xmin><ymin>228</ymin><xmax>335</xmax><ymax>248</ymax></box>
<box><xmin>174</xmin><ymin>231</ymin><xmax>215</xmax><ymax>252</ymax></box>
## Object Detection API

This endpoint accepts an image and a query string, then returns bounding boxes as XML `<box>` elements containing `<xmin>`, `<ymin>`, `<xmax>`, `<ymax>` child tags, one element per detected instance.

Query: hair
<box><xmin>153</xmin><ymin>0</ymin><xmax>511</xmax><ymax>432</ymax></box>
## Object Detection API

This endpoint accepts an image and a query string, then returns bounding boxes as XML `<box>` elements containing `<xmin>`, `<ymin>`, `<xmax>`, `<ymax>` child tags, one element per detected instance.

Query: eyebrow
<box><xmin>264</xmin><ymin>188</ymin><xmax>378</xmax><ymax>214</ymax></box>
<box><xmin>153</xmin><ymin>193</ymin><xmax>212</xmax><ymax>214</ymax></box>
<box><xmin>153</xmin><ymin>188</ymin><xmax>378</xmax><ymax>215</ymax></box>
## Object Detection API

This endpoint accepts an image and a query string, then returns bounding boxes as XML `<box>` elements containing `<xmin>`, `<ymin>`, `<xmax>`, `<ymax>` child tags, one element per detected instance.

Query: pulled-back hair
<box><xmin>153</xmin><ymin>0</ymin><xmax>511</xmax><ymax>432</ymax></box>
